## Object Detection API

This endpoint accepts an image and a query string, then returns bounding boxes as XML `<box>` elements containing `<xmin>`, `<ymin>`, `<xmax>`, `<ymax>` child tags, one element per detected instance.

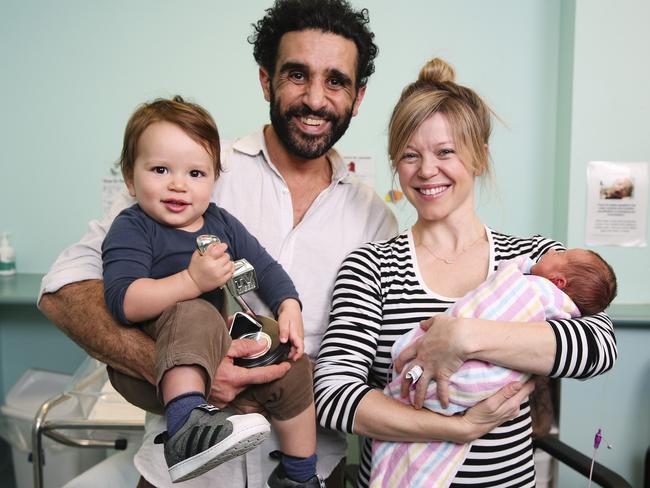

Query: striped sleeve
<box><xmin>547</xmin><ymin>313</ymin><xmax>617</xmax><ymax>378</ymax></box>
<box><xmin>314</xmin><ymin>242</ymin><xmax>385</xmax><ymax>433</ymax></box>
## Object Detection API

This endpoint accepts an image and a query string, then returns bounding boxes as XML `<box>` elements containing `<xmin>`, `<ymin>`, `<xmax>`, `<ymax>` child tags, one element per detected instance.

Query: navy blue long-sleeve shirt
<box><xmin>102</xmin><ymin>203</ymin><xmax>299</xmax><ymax>325</ymax></box>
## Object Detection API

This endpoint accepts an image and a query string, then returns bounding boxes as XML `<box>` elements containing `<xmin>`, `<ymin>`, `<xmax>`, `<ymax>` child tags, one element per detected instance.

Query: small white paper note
<box><xmin>585</xmin><ymin>161</ymin><xmax>648</xmax><ymax>246</ymax></box>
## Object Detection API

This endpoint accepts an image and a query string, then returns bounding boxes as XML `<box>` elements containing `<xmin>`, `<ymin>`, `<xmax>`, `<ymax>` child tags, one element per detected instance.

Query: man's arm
<box><xmin>39</xmin><ymin>279</ymin><xmax>290</xmax><ymax>402</ymax></box>
<box><xmin>39</xmin><ymin>279</ymin><xmax>156</xmax><ymax>383</ymax></box>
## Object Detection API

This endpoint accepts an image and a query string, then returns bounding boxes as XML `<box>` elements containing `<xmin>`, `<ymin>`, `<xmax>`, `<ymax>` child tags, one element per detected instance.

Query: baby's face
<box><xmin>531</xmin><ymin>248</ymin><xmax>592</xmax><ymax>279</ymax></box>
<box><xmin>126</xmin><ymin>121</ymin><xmax>215</xmax><ymax>232</ymax></box>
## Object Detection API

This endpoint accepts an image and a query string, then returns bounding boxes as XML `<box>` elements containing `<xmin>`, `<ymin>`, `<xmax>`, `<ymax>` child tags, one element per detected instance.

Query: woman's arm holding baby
<box><xmin>353</xmin><ymin>380</ymin><xmax>535</xmax><ymax>443</ymax></box>
<box><xmin>398</xmin><ymin>311</ymin><xmax>616</xmax><ymax>409</ymax></box>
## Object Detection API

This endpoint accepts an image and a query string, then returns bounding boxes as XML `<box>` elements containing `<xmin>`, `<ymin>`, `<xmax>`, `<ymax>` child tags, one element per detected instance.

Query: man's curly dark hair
<box><xmin>249</xmin><ymin>0</ymin><xmax>378</xmax><ymax>88</ymax></box>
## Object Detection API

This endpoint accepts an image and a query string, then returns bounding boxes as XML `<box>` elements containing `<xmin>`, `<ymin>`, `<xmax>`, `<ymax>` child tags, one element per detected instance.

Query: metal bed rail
<box><xmin>31</xmin><ymin>385</ymin><xmax>144</xmax><ymax>488</ymax></box>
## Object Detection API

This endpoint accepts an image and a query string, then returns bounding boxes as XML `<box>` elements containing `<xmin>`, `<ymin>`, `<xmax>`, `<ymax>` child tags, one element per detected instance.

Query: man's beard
<box><xmin>269</xmin><ymin>86</ymin><xmax>354</xmax><ymax>160</ymax></box>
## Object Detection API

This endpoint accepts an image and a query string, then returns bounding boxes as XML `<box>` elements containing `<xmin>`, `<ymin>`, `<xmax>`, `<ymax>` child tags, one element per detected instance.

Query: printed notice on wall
<box><xmin>102</xmin><ymin>175</ymin><xmax>125</xmax><ymax>218</ymax></box>
<box><xmin>343</xmin><ymin>155</ymin><xmax>375</xmax><ymax>187</ymax></box>
<box><xmin>585</xmin><ymin>161</ymin><xmax>648</xmax><ymax>246</ymax></box>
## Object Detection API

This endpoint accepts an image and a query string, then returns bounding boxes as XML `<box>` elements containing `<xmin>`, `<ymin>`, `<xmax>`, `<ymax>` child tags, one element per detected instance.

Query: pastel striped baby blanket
<box><xmin>370</xmin><ymin>257</ymin><xmax>579</xmax><ymax>488</ymax></box>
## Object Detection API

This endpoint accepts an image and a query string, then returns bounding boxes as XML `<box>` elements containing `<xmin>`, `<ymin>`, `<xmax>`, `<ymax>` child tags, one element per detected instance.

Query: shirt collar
<box><xmin>232</xmin><ymin>126</ymin><xmax>351</xmax><ymax>185</ymax></box>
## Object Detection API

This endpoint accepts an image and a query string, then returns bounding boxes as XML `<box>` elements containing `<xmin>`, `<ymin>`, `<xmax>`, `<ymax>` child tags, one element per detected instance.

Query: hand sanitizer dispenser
<box><xmin>0</xmin><ymin>233</ymin><xmax>16</xmax><ymax>276</ymax></box>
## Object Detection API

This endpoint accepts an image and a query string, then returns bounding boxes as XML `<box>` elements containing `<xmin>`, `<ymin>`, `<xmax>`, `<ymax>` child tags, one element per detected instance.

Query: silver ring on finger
<box><xmin>406</xmin><ymin>364</ymin><xmax>424</xmax><ymax>384</ymax></box>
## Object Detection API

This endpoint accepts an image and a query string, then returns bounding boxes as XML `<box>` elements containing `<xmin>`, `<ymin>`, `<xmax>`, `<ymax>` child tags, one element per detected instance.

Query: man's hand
<box><xmin>187</xmin><ymin>242</ymin><xmax>235</xmax><ymax>293</ymax></box>
<box><xmin>209</xmin><ymin>337</ymin><xmax>291</xmax><ymax>408</ymax></box>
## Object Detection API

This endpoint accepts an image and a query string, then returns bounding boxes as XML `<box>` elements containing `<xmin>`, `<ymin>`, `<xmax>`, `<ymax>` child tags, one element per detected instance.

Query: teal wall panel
<box><xmin>0</xmin><ymin>306</ymin><xmax>86</xmax><ymax>404</ymax></box>
<box><xmin>559</xmin><ymin>326</ymin><xmax>650</xmax><ymax>487</ymax></box>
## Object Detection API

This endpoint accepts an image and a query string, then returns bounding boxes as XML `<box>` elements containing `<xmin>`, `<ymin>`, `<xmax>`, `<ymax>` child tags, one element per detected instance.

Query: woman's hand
<box><xmin>395</xmin><ymin>315</ymin><xmax>472</xmax><ymax>409</ymax></box>
<box><xmin>454</xmin><ymin>379</ymin><xmax>536</xmax><ymax>443</ymax></box>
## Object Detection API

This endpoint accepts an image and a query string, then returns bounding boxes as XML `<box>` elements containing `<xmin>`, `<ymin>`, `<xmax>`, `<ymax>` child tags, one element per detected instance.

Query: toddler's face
<box><xmin>126</xmin><ymin>121</ymin><xmax>215</xmax><ymax>232</ymax></box>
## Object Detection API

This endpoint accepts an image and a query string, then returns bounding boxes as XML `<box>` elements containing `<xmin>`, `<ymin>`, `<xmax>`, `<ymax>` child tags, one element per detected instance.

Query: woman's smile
<box><xmin>417</xmin><ymin>184</ymin><xmax>450</xmax><ymax>197</ymax></box>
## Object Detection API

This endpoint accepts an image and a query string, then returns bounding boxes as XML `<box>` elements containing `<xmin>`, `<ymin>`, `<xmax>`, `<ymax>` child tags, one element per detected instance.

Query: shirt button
<box><xmin>282</xmin><ymin>187</ymin><xmax>289</xmax><ymax>193</ymax></box>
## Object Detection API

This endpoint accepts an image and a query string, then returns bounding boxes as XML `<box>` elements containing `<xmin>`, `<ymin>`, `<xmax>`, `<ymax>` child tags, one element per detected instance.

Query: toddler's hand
<box><xmin>187</xmin><ymin>242</ymin><xmax>235</xmax><ymax>293</ymax></box>
<box><xmin>277</xmin><ymin>298</ymin><xmax>304</xmax><ymax>360</ymax></box>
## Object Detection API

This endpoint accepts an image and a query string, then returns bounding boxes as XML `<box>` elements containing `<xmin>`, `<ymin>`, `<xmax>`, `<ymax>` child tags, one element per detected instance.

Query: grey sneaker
<box><xmin>154</xmin><ymin>404</ymin><xmax>270</xmax><ymax>483</ymax></box>
<box><xmin>265</xmin><ymin>463</ymin><xmax>325</xmax><ymax>488</ymax></box>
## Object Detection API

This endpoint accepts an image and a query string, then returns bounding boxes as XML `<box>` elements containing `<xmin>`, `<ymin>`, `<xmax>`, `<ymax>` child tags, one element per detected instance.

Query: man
<box><xmin>39</xmin><ymin>0</ymin><xmax>397</xmax><ymax>486</ymax></box>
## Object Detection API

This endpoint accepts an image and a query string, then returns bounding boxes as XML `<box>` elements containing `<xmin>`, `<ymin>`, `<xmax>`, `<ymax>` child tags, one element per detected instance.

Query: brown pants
<box><xmin>109</xmin><ymin>299</ymin><xmax>314</xmax><ymax>421</ymax></box>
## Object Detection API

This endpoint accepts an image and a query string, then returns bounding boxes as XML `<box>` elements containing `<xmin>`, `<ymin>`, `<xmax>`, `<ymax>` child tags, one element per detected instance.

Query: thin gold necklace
<box><xmin>419</xmin><ymin>232</ymin><xmax>484</xmax><ymax>265</ymax></box>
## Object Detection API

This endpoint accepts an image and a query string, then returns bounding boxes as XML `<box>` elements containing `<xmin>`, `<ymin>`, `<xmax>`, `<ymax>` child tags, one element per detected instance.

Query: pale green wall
<box><xmin>0</xmin><ymin>0</ymin><xmax>648</xmax><ymax>485</ymax></box>
<box><xmin>557</xmin><ymin>1</ymin><xmax>650</xmax><ymax>486</ymax></box>
<box><xmin>551</xmin><ymin>0</ymin><xmax>575</xmax><ymax>245</ymax></box>
<box><xmin>566</xmin><ymin>0</ymin><xmax>650</xmax><ymax>303</ymax></box>
<box><xmin>0</xmin><ymin>0</ymin><xmax>562</xmax><ymax>273</ymax></box>
<box><xmin>560</xmin><ymin>328</ymin><xmax>650</xmax><ymax>487</ymax></box>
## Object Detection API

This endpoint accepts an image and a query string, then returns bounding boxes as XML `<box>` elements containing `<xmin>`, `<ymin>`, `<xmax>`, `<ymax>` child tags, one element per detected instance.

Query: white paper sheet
<box><xmin>585</xmin><ymin>161</ymin><xmax>648</xmax><ymax>246</ymax></box>
<box><xmin>343</xmin><ymin>155</ymin><xmax>375</xmax><ymax>187</ymax></box>
<box><xmin>102</xmin><ymin>176</ymin><xmax>125</xmax><ymax>218</ymax></box>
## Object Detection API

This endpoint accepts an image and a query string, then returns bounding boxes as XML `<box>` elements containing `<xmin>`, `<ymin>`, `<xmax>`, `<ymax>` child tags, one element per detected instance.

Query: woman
<box><xmin>314</xmin><ymin>58</ymin><xmax>617</xmax><ymax>487</ymax></box>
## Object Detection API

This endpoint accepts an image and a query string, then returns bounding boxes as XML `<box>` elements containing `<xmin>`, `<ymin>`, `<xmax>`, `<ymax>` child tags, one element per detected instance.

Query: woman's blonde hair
<box><xmin>388</xmin><ymin>58</ymin><xmax>493</xmax><ymax>177</ymax></box>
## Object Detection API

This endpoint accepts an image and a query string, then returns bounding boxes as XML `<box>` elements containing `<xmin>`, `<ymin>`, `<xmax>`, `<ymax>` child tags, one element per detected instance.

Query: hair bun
<box><xmin>418</xmin><ymin>58</ymin><xmax>456</xmax><ymax>84</ymax></box>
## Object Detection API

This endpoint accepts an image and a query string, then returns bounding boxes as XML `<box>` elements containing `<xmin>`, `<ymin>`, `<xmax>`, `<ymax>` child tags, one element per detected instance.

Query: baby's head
<box><xmin>530</xmin><ymin>249</ymin><xmax>617</xmax><ymax>315</ymax></box>
<box><xmin>120</xmin><ymin>95</ymin><xmax>221</xmax><ymax>183</ymax></box>
<box><xmin>119</xmin><ymin>96</ymin><xmax>221</xmax><ymax>230</ymax></box>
